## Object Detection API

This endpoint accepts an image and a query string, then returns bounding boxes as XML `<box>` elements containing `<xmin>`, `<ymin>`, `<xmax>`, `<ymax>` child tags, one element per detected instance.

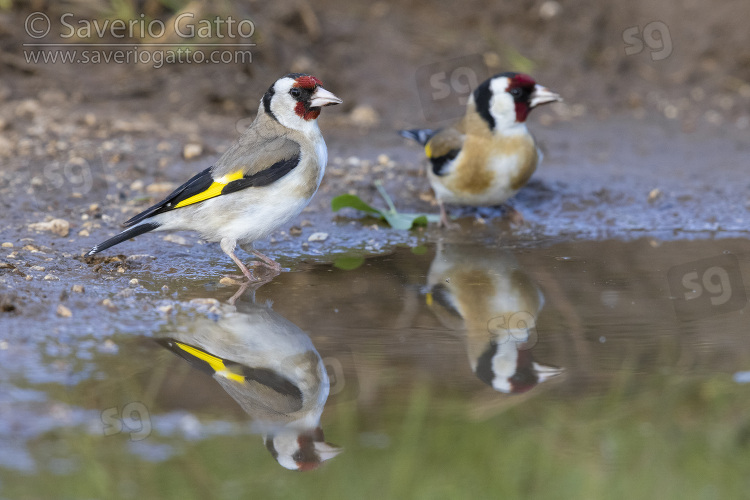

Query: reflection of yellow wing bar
<box><xmin>424</xmin><ymin>143</ymin><xmax>432</xmax><ymax>159</ymax></box>
<box><xmin>174</xmin><ymin>171</ymin><xmax>243</xmax><ymax>208</ymax></box>
<box><xmin>174</xmin><ymin>341</ymin><xmax>245</xmax><ymax>383</ymax></box>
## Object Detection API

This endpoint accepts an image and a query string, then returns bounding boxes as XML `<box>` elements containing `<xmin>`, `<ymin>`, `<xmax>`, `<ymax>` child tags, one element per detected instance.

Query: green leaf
<box><xmin>331</xmin><ymin>186</ymin><xmax>440</xmax><ymax>230</ymax></box>
<box><xmin>333</xmin><ymin>256</ymin><xmax>366</xmax><ymax>271</ymax></box>
<box><xmin>331</xmin><ymin>194</ymin><xmax>383</xmax><ymax>216</ymax></box>
<box><xmin>412</xmin><ymin>215</ymin><xmax>429</xmax><ymax>227</ymax></box>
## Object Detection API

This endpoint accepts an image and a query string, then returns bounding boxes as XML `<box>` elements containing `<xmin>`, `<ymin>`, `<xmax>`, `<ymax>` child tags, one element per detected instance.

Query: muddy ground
<box><xmin>0</xmin><ymin>0</ymin><xmax>749</xmax><ymax>335</ymax></box>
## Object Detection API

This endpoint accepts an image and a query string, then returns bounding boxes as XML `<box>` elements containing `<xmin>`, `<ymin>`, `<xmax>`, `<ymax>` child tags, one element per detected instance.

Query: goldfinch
<box><xmin>425</xmin><ymin>243</ymin><xmax>562</xmax><ymax>393</ymax></box>
<box><xmin>401</xmin><ymin>72</ymin><xmax>560</xmax><ymax>227</ymax></box>
<box><xmin>157</xmin><ymin>298</ymin><xmax>341</xmax><ymax>470</ymax></box>
<box><xmin>87</xmin><ymin>73</ymin><xmax>342</xmax><ymax>280</ymax></box>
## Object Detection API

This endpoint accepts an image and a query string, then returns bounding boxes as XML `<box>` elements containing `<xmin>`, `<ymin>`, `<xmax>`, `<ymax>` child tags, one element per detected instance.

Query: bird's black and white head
<box><xmin>472</xmin><ymin>72</ymin><xmax>561</xmax><ymax>132</ymax></box>
<box><xmin>475</xmin><ymin>343</ymin><xmax>564</xmax><ymax>394</ymax></box>
<box><xmin>261</xmin><ymin>73</ymin><xmax>342</xmax><ymax>133</ymax></box>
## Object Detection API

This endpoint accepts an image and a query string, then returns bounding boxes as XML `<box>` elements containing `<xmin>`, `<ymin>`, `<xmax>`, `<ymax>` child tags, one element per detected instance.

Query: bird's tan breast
<box><xmin>288</xmin><ymin>144</ymin><xmax>324</xmax><ymax>200</ymax></box>
<box><xmin>451</xmin><ymin>268</ymin><xmax>495</xmax><ymax>333</ymax></box>
<box><xmin>446</xmin><ymin>133</ymin><xmax>538</xmax><ymax>196</ymax></box>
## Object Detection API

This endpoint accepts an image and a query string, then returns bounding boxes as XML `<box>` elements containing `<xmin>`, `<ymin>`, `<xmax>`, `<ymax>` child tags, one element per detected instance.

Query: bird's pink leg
<box><xmin>438</xmin><ymin>200</ymin><xmax>459</xmax><ymax>229</ymax></box>
<box><xmin>251</xmin><ymin>249</ymin><xmax>282</xmax><ymax>272</ymax></box>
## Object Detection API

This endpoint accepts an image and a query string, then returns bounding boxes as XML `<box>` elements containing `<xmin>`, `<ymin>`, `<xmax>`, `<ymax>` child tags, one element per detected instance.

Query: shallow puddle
<box><xmin>2</xmin><ymin>238</ymin><xmax>750</xmax><ymax>499</ymax></box>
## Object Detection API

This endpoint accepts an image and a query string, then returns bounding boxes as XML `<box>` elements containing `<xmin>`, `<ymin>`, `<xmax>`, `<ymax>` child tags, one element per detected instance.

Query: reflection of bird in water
<box><xmin>156</xmin><ymin>296</ymin><xmax>341</xmax><ymax>470</ymax></box>
<box><xmin>425</xmin><ymin>243</ymin><xmax>562</xmax><ymax>393</ymax></box>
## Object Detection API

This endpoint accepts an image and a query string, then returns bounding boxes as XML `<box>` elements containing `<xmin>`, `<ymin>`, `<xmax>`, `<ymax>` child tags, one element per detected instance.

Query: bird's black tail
<box><xmin>398</xmin><ymin>128</ymin><xmax>435</xmax><ymax>147</ymax></box>
<box><xmin>86</xmin><ymin>222</ymin><xmax>160</xmax><ymax>256</ymax></box>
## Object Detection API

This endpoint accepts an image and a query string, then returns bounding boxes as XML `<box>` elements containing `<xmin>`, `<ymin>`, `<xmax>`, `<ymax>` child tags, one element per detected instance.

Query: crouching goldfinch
<box><xmin>86</xmin><ymin>73</ymin><xmax>342</xmax><ymax>280</ymax></box>
<box><xmin>401</xmin><ymin>72</ymin><xmax>560</xmax><ymax>227</ymax></box>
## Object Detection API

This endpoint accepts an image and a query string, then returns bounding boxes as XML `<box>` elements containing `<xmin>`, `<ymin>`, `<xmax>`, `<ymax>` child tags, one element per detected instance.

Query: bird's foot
<box><xmin>250</xmin><ymin>250</ymin><xmax>283</xmax><ymax>272</ymax></box>
<box><xmin>439</xmin><ymin>219</ymin><xmax>461</xmax><ymax>230</ymax></box>
<box><xmin>503</xmin><ymin>205</ymin><xmax>525</xmax><ymax>226</ymax></box>
<box><xmin>224</xmin><ymin>265</ymin><xmax>280</xmax><ymax>283</ymax></box>
<box><xmin>437</xmin><ymin>202</ymin><xmax>460</xmax><ymax>230</ymax></box>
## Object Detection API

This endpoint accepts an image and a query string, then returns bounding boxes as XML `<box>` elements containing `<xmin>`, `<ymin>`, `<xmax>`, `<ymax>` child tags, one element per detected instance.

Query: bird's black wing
<box><xmin>122</xmin><ymin>167</ymin><xmax>214</xmax><ymax>227</ymax></box>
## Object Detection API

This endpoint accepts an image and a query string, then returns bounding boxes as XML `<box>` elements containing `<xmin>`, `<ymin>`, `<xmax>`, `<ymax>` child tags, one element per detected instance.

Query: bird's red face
<box><xmin>262</xmin><ymin>73</ymin><xmax>342</xmax><ymax>130</ymax></box>
<box><xmin>505</xmin><ymin>73</ymin><xmax>538</xmax><ymax>123</ymax></box>
<box><xmin>292</xmin><ymin>75</ymin><xmax>325</xmax><ymax>120</ymax></box>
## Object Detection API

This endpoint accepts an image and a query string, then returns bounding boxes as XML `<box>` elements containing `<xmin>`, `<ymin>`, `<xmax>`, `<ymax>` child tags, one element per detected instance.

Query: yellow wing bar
<box><xmin>173</xmin><ymin>341</ymin><xmax>245</xmax><ymax>383</ymax></box>
<box><xmin>174</xmin><ymin>171</ymin><xmax>244</xmax><ymax>208</ymax></box>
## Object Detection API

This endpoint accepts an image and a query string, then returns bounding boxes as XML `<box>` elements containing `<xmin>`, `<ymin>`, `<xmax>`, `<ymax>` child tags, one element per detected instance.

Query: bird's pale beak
<box><xmin>530</xmin><ymin>85</ymin><xmax>562</xmax><ymax>108</ymax></box>
<box><xmin>310</xmin><ymin>87</ymin><xmax>343</xmax><ymax>108</ymax></box>
<box><xmin>533</xmin><ymin>362</ymin><xmax>564</xmax><ymax>382</ymax></box>
<box><xmin>315</xmin><ymin>441</ymin><xmax>344</xmax><ymax>462</ymax></box>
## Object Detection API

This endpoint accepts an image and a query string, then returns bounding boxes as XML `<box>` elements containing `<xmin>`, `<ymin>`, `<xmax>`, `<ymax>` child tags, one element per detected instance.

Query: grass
<box><xmin>3</xmin><ymin>370</ymin><xmax>750</xmax><ymax>499</ymax></box>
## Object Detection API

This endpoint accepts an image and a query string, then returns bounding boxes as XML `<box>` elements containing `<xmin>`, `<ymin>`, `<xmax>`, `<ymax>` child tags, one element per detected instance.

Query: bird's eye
<box><xmin>290</xmin><ymin>88</ymin><xmax>302</xmax><ymax>98</ymax></box>
<box><xmin>510</xmin><ymin>88</ymin><xmax>522</xmax><ymax>98</ymax></box>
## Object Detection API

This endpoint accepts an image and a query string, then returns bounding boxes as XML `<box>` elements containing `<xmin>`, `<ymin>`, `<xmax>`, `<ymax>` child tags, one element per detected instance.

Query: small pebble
<box><xmin>648</xmin><ymin>188</ymin><xmax>662</xmax><ymax>202</ymax></box>
<box><xmin>56</xmin><ymin>304</ymin><xmax>72</xmax><ymax>318</ymax></box>
<box><xmin>78</xmin><ymin>229</ymin><xmax>90</xmax><ymax>237</ymax></box>
<box><xmin>190</xmin><ymin>298</ymin><xmax>220</xmax><ymax>307</ymax></box>
<box><xmin>163</xmin><ymin>234</ymin><xmax>188</xmax><ymax>245</ymax></box>
<box><xmin>219</xmin><ymin>277</ymin><xmax>244</xmax><ymax>286</ymax></box>
<box><xmin>100</xmin><ymin>339</ymin><xmax>117</xmax><ymax>353</ymax></box>
<box><xmin>1</xmin><ymin>242</ymin><xmax>12</xmax><ymax>248</ymax></box>
<box><xmin>308</xmin><ymin>232</ymin><xmax>328</xmax><ymax>242</ymax></box>
<box><xmin>147</xmin><ymin>182</ymin><xmax>176</xmax><ymax>194</ymax></box>
<box><xmin>183</xmin><ymin>143</ymin><xmax>203</xmax><ymax>159</ymax></box>
<box><xmin>27</xmin><ymin>219</ymin><xmax>70</xmax><ymax>237</ymax></box>
<box><xmin>289</xmin><ymin>226</ymin><xmax>302</xmax><ymax>236</ymax></box>
<box><xmin>30</xmin><ymin>265</ymin><xmax>45</xmax><ymax>271</ymax></box>
<box><xmin>158</xmin><ymin>304</ymin><xmax>174</xmax><ymax>314</ymax></box>
<box><xmin>72</xmin><ymin>284</ymin><xmax>85</xmax><ymax>293</ymax></box>
<box><xmin>349</xmin><ymin>105</ymin><xmax>380</xmax><ymax>127</ymax></box>
<box><xmin>116</xmin><ymin>266</ymin><xmax>125</xmax><ymax>273</ymax></box>
<box><xmin>129</xmin><ymin>279</ymin><xmax>139</xmax><ymax>286</ymax></box>
<box><xmin>127</xmin><ymin>254</ymin><xmax>156</xmax><ymax>261</ymax></box>
<box><xmin>44</xmin><ymin>275</ymin><xmax>59</xmax><ymax>281</ymax></box>
<box><xmin>101</xmin><ymin>298</ymin><xmax>116</xmax><ymax>309</ymax></box>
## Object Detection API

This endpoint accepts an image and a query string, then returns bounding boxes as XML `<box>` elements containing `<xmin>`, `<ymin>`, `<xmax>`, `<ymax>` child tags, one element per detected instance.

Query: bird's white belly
<box><xmin>223</xmin><ymin>192</ymin><xmax>309</xmax><ymax>244</ymax></box>
<box><xmin>156</xmin><ymin>164</ymin><xmax>318</xmax><ymax>244</ymax></box>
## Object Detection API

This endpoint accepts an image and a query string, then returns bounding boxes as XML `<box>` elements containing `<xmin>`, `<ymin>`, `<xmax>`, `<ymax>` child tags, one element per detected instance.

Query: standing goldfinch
<box><xmin>401</xmin><ymin>72</ymin><xmax>560</xmax><ymax>227</ymax></box>
<box><xmin>86</xmin><ymin>73</ymin><xmax>342</xmax><ymax>280</ymax></box>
